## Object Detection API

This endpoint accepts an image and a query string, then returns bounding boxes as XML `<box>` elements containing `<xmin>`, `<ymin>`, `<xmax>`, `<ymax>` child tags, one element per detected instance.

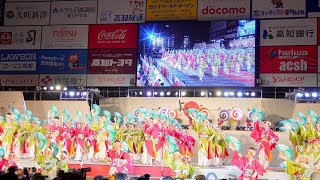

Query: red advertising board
<box><xmin>88</xmin><ymin>49</ymin><xmax>137</xmax><ymax>74</ymax></box>
<box><xmin>259</xmin><ymin>46</ymin><xmax>317</xmax><ymax>73</ymax></box>
<box><xmin>88</xmin><ymin>24</ymin><xmax>138</xmax><ymax>49</ymax></box>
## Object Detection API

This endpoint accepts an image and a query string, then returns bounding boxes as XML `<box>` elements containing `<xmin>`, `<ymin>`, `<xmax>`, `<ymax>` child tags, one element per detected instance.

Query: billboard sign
<box><xmin>0</xmin><ymin>74</ymin><xmax>39</xmax><ymax>86</ymax></box>
<box><xmin>87</xmin><ymin>74</ymin><xmax>135</xmax><ymax>87</ymax></box>
<box><xmin>98</xmin><ymin>0</ymin><xmax>146</xmax><ymax>24</ymax></box>
<box><xmin>0</xmin><ymin>50</ymin><xmax>37</xmax><ymax>74</ymax></box>
<box><xmin>260</xmin><ymin>73</ymin><xmax>317</xmax><ymax>87</ymax></box>
<box><xmin>4</xmin><ymin>2</ymin><xmax>50</xmax><ymax>25</ymax></box>
<box><xmin>41</xmin><ymin>25</ymin><xmax>89</xmax><ymax>49</ymax></box>
<box><xmin>197</xmin><ymin>0</ymin><xmax>250</xmax><ymax>20</ymax></box>
<box><xmin>260</xmin><ymin>18</ymin><xmax>317</xmax><ymax>46</ymax></box>
<box><xmin>50</xmin><ymin>1</ymin><xmax>97</xmax><ymax>25</ymax></box>
<box><xmin>37</xmin><ymin>50</ymin><xmax>88</xmax><ymax>74</ymax></box>
<box><xmin>39</xmin><ymin>74</ymin><xmax>86</xmax><ymax>86</ymax></box>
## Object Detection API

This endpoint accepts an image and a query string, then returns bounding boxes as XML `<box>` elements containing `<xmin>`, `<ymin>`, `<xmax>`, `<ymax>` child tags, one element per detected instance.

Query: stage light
<box><xmin>209</xmin><ymin>92</ymin><xmax>212</xmax><ymax>96</ymax></box>
<box><xmin>69</xmin><ymin>91</ymin><xmax>75</xmax><ymax>97</ymax></box>
<box><xmin>296</xmin><ymin>93</ymin><xmax>303</xmax><ymax>98</ymax></box>
<box><xmin>251</xmin><ymin>92</ymin><xmax>256</xmax><ymax>97</ymax></box>
<box><xmin>237</xmin><ymin>92</ymin><xmax>243</xmax><ymax>97</ymax></box>
<box><xmin>224</xmin><ymin>92</ymin><xmax>229</xmax><ymax>97</ymax></box>
<box><xmin>49</xmin><ymin>86</ymin><xmax>54</xmax><ymax>90</ymax></box>
<box><xmin>63</xmin><ymin>87</ymin><xmax>67</xmax><ymax>91</ymax></box>
<box><xmin>229</xmin><ymin>92</ymin><xmax>234</xmax><ymax>96</ymax></box>
<box><xmin>76</xmin><ymin>92</ymin><xmax>80</xmax><ymax>96</ymax></box>
<box><xmin>160</xmin><ymin>92</ymin><xmax>164</xmax><ymax>96</ymax></box>
<box><xmin>200</xmin><ymin>91</ymin><xmax>206</xmax><ymax>96</ymax></box>
<box><xmin>146</xmin><ymin>91</ymin><xmax>152</xmax><ymax>96</ymax></box>
<box><xmin>245</xmin><ymin>92</ymin><xmax>250</xmax><ymax>96</ymax></box>
<box><xmin>175</xmin><ymin>92</ymin><xmax>179</xmax><ymax>96</ymax></box>
<box><xmin>312</xmin><ymin>92</ymin><xmax>318</xmax><ymax>98</ymax></box>
<box><xmin>181</xmin><ymin>91</ymin><xmax>186</xmax><ymax>96</ymax></box>
<box><xmin>82</xmin><ymin>92</ymin><xmax>87</xmax><ymax>96</ymax></box>
<box><xmin>55</xmin><ymin>85</ymin><xmax>61</xmax><ymax>91</ymax></box>
<box><xmin>43</xmin><ymin>87</ymin><xmax>48</xmax><ymax>91</ymax></box>
<box><xmin>216</xmin><ymin>91</ymin><xmax>222</xmax><ymax>96</ymax></box>
<box><xmin>166</xmin><ymin>91</ymin><xmax>171</xmax><ymax>96</ymax></box>
<box><xmin>139</xmin><ymin>91</ymin><xmax>142</xmax><ymax>95</ymax></box>
<box><xmin>154</xmin><ymin>91</ymin><xmax>158</xmax><ymax>95</ymax></box>
<box><xmin>305</xmin><ymin>93</ymin><xmax>310</xmax><ymax>98</ymax></box>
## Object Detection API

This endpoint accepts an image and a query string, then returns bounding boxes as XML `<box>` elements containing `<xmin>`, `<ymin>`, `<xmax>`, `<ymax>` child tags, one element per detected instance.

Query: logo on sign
<box><xmin>68</xmin><ymin>53</ymin><xmax>83</xmax><ymax>70</ymax></box>
<box><xmin>268</xmin><ymin>49</ymin><xmax>308</xmax><ymax>72</ymax></box>
<box><xmin>201</xmin><ymin>6</ymin><xmax>246</xmax><ymax>15</ymax></box>
<box><xmin>272</xmin><ymin>76</ymin><xmax>305</xmax><ymax>85</ymax></box>
<box><xmin>41</xmin><ymin>75</ymin><xmax>53</xmax><ymax>85</ymax></box>
<box><xmin>53</xmin><ymin>27</ymin><xmax>77</xmax><ymax>38</ymax></box>
<box><xmin>98</xmin><ymin>30</ymin><xmax>127</xmax><ymax>40</ymax></box>
<box><xmin>271</xmin><ymin>0</ymin><xmax>284</xmax><ymax>8</ymax></box>
<box><xmin>129</xmin><ymin>0</ymin><xmax>144</xmax><ymax>13</ymax></box>
<box><xmin>263</xmin><ymin>29</ymin><xmax>274</xmax><ymax>40</ymax></box>
<box><xmin>6</xmin><ymin>11</ymin><xmax>14</xmax><ymax>19</ymax></box>
<box><xmin>0</xmin><ymin>32</ymin><xmax>12</xmax><ymax>44</ymax></box>
<box><xmin>98</xmin><ymin>76</ymin><xmax>126</xmax><ymax>84</ymax></box>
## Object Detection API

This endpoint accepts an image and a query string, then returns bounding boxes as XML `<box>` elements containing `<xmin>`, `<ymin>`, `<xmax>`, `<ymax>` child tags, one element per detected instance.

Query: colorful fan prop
<box><xmin>226</xmin><ymin>136</ymin><xmax>241</xmax><ymax>151</ymax></box>
<box><xmin>231</xmin><ymin>109</ymin><xmax>243</xmax><ymax>121</ymax></box>
<box><xmin>219</xmin><ymin>110</ymin><xmax>230</xmax><ymax>121</ymax></box>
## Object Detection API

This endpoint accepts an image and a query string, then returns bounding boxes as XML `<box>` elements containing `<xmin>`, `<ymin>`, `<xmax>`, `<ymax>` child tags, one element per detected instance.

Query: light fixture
<box><xmin>55</xmin><ymin>85</ymin><xmax>61</xmax><ymax>91</ymax></box>
<box><xmin>216</xmin><ymin>91</ymin><xmax>222</xmax><ymax>96</ymax></box>
<box><xmin>175</xmin><ymin>92</ymin><xmax>179</xmax><ymax>96</ymax></box>
<box><xmin>305</xmin><ymin>93</ymin><xmax>310</xmax><ymax>98</ymax></box>
<box><xmin>229</xmin><ymin>92</ymin><xmax>234</xmax><ymax>96</ymax></box>
<box><xmin>154</xmin><ymin>91</ymin><xmax>158</xmax><ymax>95</ymax></box>
<box><xmin>69</xmin><ymin>91</ymin><xmax>75</xmax><ymax>97</ymax></box>
<box><xmin>160</xmin><ymin>92</ymin><xmax>164</xmax><ymax>96</ymax></box>
<box><xmin>224</xmin><ymin>92</ymin><xmax>229</xmax><ymax>97</ymax></box>
<box><xmin>251</xmin><ymin>92</ymin><xmax>256</xmax><ymax>97</ymax></box>
<box><xmin>245</xmin><ymin>92</ymin><xmax>250</xmax><ymax>96</ymax></box>
<box><xmin>200</xmin><ymin>91</ymin><xmax>206</xmax><ymax>96</ymax></box>
<box><xmin>63</xmin><ymin>87</ymin><xmax>67</xmax><ymax>91</ymax></box>
<box><xmin>237</xmin><ymin>92</ymin><xmax>243</xmax><ymax>97</ymax></box>
<box><xmin>312</xmin><ymin>92</ymin><xmax>317</xmax><ymax>98</ymax></box>
<box><xmin>139</xmin><ymin>91</ymin><xmax>142</xmax><ymax>95</ymax></box>
<box><xmin>166</xmin><ymin>91</ymin><xmax>171</xmax><ymax>96</ymax></box>
<box><xmin>146</xmin><ymin>91</ymin><xmax>152</xmax><ymax>96</ymax></box>
<box><xmin>49</xmin><ymin>86</ymin><xmax>54</xmax><ymax>90</ymax></box>
<box><xmin>82</xmin><ymin>92</ymin><xmax>87</xmax><ymax>96</ymax></box>
<box><xmin>181</xmin><ymin>91</ymin><xmax>186</xmax><ymax>96</ymax></box>
<box><xmin>43</xmin><ymin>87</ymin><xmax>48</xmax><ymax>91</ymax></box>
<box><xmin>296</xmin><ymin>93</ymin><xmax>303</xmax><ymax>98</ymax></box>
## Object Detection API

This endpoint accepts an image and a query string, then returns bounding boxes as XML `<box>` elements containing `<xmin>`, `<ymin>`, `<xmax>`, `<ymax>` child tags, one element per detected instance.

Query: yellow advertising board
<box><xmin>146</xmin><ymin>0</ymin><xmax>197</xmax><ymax>21</ymax></box>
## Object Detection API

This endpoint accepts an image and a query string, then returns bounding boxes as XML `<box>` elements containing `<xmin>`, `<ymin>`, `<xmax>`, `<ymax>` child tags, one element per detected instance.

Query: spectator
<box><xmin>15</xmin><ymin>168</ymin><xmax>25</xmax><ymax>179</ymax></box>
<box><xmin>143</xmin><ymin>174</ymin><xmax>150</xmax><ymax>180</ymax></box>
<box><xmin>0</xmin><ymin>166</ymin><xmax>18</xmax><ymax>180</ymax></box>
<box><xmin>61</xmin><ymin>172</ymin><xmax>82</xmax><ymax>180</ymax></box>
<box><xmin>31</xmin><ymin>173</ymin><xmax>45</xmax><ymax>180</ymax></box>
<box><xmin>114</xmin><ymin>173</ymin><xmax>128</xmax><ymax>180</ymax></box>
<box><xmin>162</xmin><ymin>176</ymin><xmax>173</xmax><ymax>180</ymax></box>
<box><xmin>195</xmin><ymin>175</ymin><xmax>206</xmax><ymax>180</ymax></box>
<box><xmin>93</xmin><ymin>175</ymin><xmax>108</xmax><ymax>180</ymax></box>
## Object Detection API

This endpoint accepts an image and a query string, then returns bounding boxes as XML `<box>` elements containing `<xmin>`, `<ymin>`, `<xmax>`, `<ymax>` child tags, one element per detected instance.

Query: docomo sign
<box><xmin>202</xmin><ymin>6</ymin><xmax>246</xmax><ymax>15</ymax></box>
<box><xmin>98</xmin><ymin>30</ymin><xmax>127</xmax><ymax>41</ymax></box>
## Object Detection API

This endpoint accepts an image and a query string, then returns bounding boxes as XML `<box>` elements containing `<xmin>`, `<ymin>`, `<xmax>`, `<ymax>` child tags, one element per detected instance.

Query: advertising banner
<box><xmin>50</xmin><ymin>1</ymin><xmax>97</xmax><ymax>25</ymax></box>
<box><xmin>87</xmin><ymin>74</ymin><xmax>135</xmax><ymax>87</ymax></box>
<box><xmin>197</xmin><ymin>0</ymin><xmax>250</xmax><ymax>20</ymax></box>
<box><xmin>39</xmin><ymin>74</ymin><xmax>86</xmax><ymax>86</ymax></box>
<box><xmin>6</xmin><ymin>0</ymin><xmax>50</xmax><ymax>1</ymax></box>
<box><xmin>260</xmin><ymin>73</ymin><xmax>317</xmax><ymax>87</ymax></box>
<box><xmin>0</xmin><ymin>50</ymin><xmax>37</xmax><ymax>74</ymax></box>
<box><xmin>252</xmin><ymin>0</ymin><xmax>306</xmax><ymax>19</ymax></box>
<box><xmin>260</xmin><ymin>46</ymin><xmax>317</xmax><ymax>73</ymax></box>
<box><xmin>98</xmin><ymin>0</ymin><xmax>146</xmax><ymax>24</ymax></box>
<box><xmin>4</xmin><ymin>2</ymin><xmax>50</xmax><ymax>25</ymax></box>
<box><xmin>307</xmin><ymin>0</ymin><xmax>320</xmax><ymax>17</ymax></box>
<box><xmin>88</xmin><ymin>49</ymin><xmax>136</xmax><ymax>74</ymax></box>
<box><xmin>0</xmin><ymin>26</ymin><xmax>41</xmax><ymax>50</ymax></box>
<box><xmin>0</xmin><ymin>74</ymin><xmax>39</xmax><ymax>86</ymax></box>
<box><xmin>37</xmin><ymin>50</ymin><xmax>87</xmax><ymax>74</ymax></box>
<box><xmin>260</xmin><ymin>18</ymin><xmax>317</xmax><ymax>46</ymax></box>
<box><xmin>41</xmin><ymin>25</ymin><xmax>89</xmax><ymax>49</ymax></box>
<box><xmin>88</xmin><ymin>24</ymin><xmax>137</xmax><ymax>49</ymax></box>
<box><xmin>146</xmin><ymin>0</ymin><xmax>197</xmax><ymax>21</ymax></box>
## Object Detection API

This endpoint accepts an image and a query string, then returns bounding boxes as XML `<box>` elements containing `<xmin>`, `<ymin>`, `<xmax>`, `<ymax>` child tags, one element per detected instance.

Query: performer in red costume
<box><xmin>231</xmin><ymin>147</ymin><xmax>266</xmax><ymax>180</ymax></box>
<box><xmin>250</xmin><ymin>120</ymin><xmax>279</xmax><ymax>169</ymax></box>
<box><xmin>108</xmin><ymin>141</ymin><xmax>132</xmax><ymax>175</ymax></box>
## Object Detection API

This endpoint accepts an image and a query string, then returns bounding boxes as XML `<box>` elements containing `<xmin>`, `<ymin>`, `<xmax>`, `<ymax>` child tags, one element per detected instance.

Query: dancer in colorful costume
<box><xmin>250</xmin><ymin>108</ymin><xmax>279</xmax><ymax>169</ymax></box>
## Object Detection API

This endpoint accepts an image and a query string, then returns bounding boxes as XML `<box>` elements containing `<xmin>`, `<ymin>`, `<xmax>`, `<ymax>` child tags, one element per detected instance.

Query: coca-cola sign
<box><xmin>89</xmin><ymin>24</ymin><xmax>137</xmax><ymax>49</ymax></box>
<box><xmin>98</xmin><ymin>30</ymin><xmax>127</xmax><ymax>40</ymax></box>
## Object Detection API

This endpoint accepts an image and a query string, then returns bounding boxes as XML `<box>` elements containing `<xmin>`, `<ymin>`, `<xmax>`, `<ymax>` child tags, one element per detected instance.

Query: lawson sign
<box><xmin>0</xmin><ymin>50</ymin><xmax>87</xmax><ymax>74</ymax></box>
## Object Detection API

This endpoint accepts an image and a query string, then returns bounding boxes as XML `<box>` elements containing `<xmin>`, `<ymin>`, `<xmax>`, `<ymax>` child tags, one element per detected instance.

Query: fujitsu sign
<box><xmin>98</xmin><ymin>30</ymin><xmax>127</xmax><ymax>40</ymax></box>
<box><xmin>201</xmin><ymin>6</ymin><xmax>246</xmax><ymax>15</ymax></box>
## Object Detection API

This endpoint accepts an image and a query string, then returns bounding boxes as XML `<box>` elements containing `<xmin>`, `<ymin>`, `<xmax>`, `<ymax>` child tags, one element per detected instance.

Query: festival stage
<box><xmin>18</xmin><ymin>160</ymin><xmax>319</xmax><ymax>180</ymax></box>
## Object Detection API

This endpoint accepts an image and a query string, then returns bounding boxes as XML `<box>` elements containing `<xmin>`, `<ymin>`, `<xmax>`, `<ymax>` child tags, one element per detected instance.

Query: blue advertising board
<box><xmin>307</xmin><ymin>0</ymin><xmax>320</xmax><ymax>13</ymax></box>
<box><xmin>37</xmin><ymin>49</ymin><xmax>88</xmax><ymax>74</ymax></box>
<box><xmin>0</xmin><ymin>50</ymin><xmax>38</xmax><ymax>74</ymax></box>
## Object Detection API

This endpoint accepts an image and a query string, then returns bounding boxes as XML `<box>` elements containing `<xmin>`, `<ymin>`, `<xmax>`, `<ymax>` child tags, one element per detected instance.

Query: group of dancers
<box><xmin>0</xmin><ymin>105</ymin><xmax>319</xmax><ymax>179</ymax></box>
<box><xmin>137</xmin><ymin>48</ymin><xmax>255</xmax><ymax>86</ymax></box>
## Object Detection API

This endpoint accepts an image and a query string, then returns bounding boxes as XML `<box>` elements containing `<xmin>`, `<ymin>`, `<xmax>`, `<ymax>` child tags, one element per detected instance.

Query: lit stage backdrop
<box><xmin>137</xmin><ymin>20</ymin><xmax>256</xmax><ymax>87</ymax></box>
